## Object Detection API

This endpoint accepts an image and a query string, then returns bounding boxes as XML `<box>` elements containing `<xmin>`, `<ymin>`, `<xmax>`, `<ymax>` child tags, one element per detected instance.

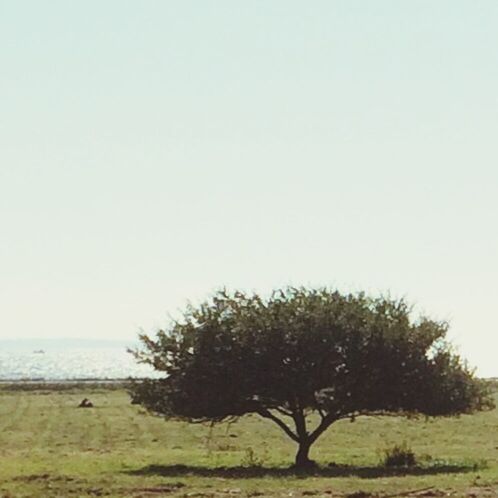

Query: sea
<box><xmin>0</xmin><ymin>339</ymin><xmax>160</xmax><ymax>381</ymax></box>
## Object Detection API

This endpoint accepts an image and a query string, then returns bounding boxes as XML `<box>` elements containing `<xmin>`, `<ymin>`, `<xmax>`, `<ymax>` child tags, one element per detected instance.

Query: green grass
<box><xmin>0</xmin><ymin>385</ymin><xmax>497</xmax><ymax>497</ymax></box>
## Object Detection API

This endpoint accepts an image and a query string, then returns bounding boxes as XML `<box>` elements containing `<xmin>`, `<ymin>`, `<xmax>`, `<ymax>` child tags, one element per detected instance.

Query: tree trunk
<box><xmin>294</xmin><ymin>440</ymin><xmax>314</xmax><ymax>468</ymax></box>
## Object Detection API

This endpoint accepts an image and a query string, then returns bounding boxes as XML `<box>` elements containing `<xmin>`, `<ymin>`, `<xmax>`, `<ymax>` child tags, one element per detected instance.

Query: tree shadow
<box><xmin>125</xmin><ymin>462</ymin><xmax>477</xmax><ymax>480</ymax></box>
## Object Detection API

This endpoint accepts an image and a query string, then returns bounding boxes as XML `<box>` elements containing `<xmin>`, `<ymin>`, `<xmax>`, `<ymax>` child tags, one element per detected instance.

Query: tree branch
<box><xmin>308</xmin><ymin>414</ymin><xmax>336</xmax><ymax>444</ymax></box>
<box><xmin>335</xmin><ymin>409</ymin><xmax>412</xmax><ymax>421</ymax></box>
<box><xmin>288</xmin><ymin>397</ymin><xmax>308</xmax><ymax>441</ymax></box>
<box><xmin>257</xmin><ymin>408</ymin><xmax>299</xmax><ymax>442</ymax></box>
<box><xmin>313</xmin><ymin>393</ymin><xmax>326</xmax><ymax>420</ymax></box>
<box><xmin>274</xmin><ymin>407</ymin><xmax>293</xmax><ymax>417</ymax></box>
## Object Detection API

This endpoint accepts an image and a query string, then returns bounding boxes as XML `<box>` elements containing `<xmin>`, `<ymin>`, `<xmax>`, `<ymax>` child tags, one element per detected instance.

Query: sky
<box><xmin>1</xmin><ymin>1</ymin><xmax>497</xmax><ymax>376</ymax></box>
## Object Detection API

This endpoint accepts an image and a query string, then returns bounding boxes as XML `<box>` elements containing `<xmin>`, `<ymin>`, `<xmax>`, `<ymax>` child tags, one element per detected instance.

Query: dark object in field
<box><xmin>78</xmin><ymin>398</ymin><xmax>93</xmax><ymax>408</ymax></box>
<box><xmin>383</xmin><ymin>442</ymin><xmax>417</xmax><ymax>467</ymax></box>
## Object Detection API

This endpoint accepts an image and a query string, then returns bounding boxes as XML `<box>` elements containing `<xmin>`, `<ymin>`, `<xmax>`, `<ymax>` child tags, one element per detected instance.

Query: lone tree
<box><xmin>130</xmin><ymin>288</ymin><xmax>492</xmax><ymax>468</ymax></box>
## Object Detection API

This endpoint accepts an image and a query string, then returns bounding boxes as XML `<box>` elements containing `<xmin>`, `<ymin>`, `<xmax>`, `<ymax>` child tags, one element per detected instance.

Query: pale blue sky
<box><xmin>1</xmin><ymin>1</ymin><xmax>497</xmax><ymax>375</ymax></box>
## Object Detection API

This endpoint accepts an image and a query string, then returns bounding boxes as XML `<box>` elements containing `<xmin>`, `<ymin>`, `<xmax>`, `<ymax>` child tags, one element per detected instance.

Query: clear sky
<box><xmin>1</xmin><ymin>1</ymin><xmax>497</xmax><ymax>376</ymax></box>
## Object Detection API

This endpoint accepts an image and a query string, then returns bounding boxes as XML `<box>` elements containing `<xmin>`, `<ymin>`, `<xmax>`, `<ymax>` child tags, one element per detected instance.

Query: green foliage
<box><xmin>382</xmin><ymin>442</ymin><xmax>417</xmax><ymax>467</ymax></box>
<box><xmin>130</xmin><ymin>288</ymin><xmax>493</xmax><ymax>467</ymax></box>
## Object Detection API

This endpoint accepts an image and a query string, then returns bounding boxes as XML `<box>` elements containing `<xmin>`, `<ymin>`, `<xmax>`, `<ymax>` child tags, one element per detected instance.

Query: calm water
<box><xmin>0</xmin><ymin>340</ymin><xmax>160</xmax><ymax>380</ymax></box>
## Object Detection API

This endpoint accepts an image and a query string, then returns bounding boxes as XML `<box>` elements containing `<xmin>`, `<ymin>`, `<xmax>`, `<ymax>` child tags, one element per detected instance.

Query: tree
<box><xmin>130</xmin><ymin>288</ymin><xmax>493</xmax><ymax>468</ymax></box>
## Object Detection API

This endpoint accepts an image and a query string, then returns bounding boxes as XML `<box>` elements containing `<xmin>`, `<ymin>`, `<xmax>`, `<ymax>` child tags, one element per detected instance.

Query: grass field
<box><xmin>0</xmin><ymin>384</ymin><xmax>497</xmax><ymax>497</ymax></box>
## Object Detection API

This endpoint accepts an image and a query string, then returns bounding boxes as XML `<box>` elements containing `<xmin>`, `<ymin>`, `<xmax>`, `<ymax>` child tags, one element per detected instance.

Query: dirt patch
<box><xmin>404</xmin><ymin>488</ymin><xmax>446</xmax><ymax>497</ymax></box>
<box><xmin>132</xmin><ymin>482</ymin><xmax>186</xmax><ymax>496</ymax></box>
<box><xmin>12</xmin><ymin>473</ymin><xmax>51</xmax><ymax>482</ymax></box>
<box><xmin>134</xmin><ymin>488</ymin><xmax>176</xmax><ymax>494</ymax></box>
<box><xmin>333</xmin><ymin>487</ymin><xmax>498</xmax><ymax>498</ymax></box>
<box><xmin>463</xmin><ymin>487</ymin><xmax>498</xmax><ymax>498</ymax></box>
<box><xmin>384</xmin><ymin>487</ymin><xmax>497</xmax><ymax>498</ymax></box>
<box><xmin>12</xmin><ymin>473</ymin><xmax>77</xmax><ymax>483</ymax></box>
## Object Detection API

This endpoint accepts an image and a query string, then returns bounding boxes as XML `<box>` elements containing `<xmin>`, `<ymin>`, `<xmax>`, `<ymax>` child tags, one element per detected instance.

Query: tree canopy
<box><xmin>130</xmin><ymin>288</ymin><xmax>493</xmax><ymax>467</ymax></box>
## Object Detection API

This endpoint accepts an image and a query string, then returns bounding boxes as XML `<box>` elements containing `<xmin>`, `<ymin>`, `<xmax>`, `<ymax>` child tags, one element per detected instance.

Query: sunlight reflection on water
<box><xmin>0</xmin><ymin>348</ymin><xmax>160</xmax><ymax>380</ymax></box>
